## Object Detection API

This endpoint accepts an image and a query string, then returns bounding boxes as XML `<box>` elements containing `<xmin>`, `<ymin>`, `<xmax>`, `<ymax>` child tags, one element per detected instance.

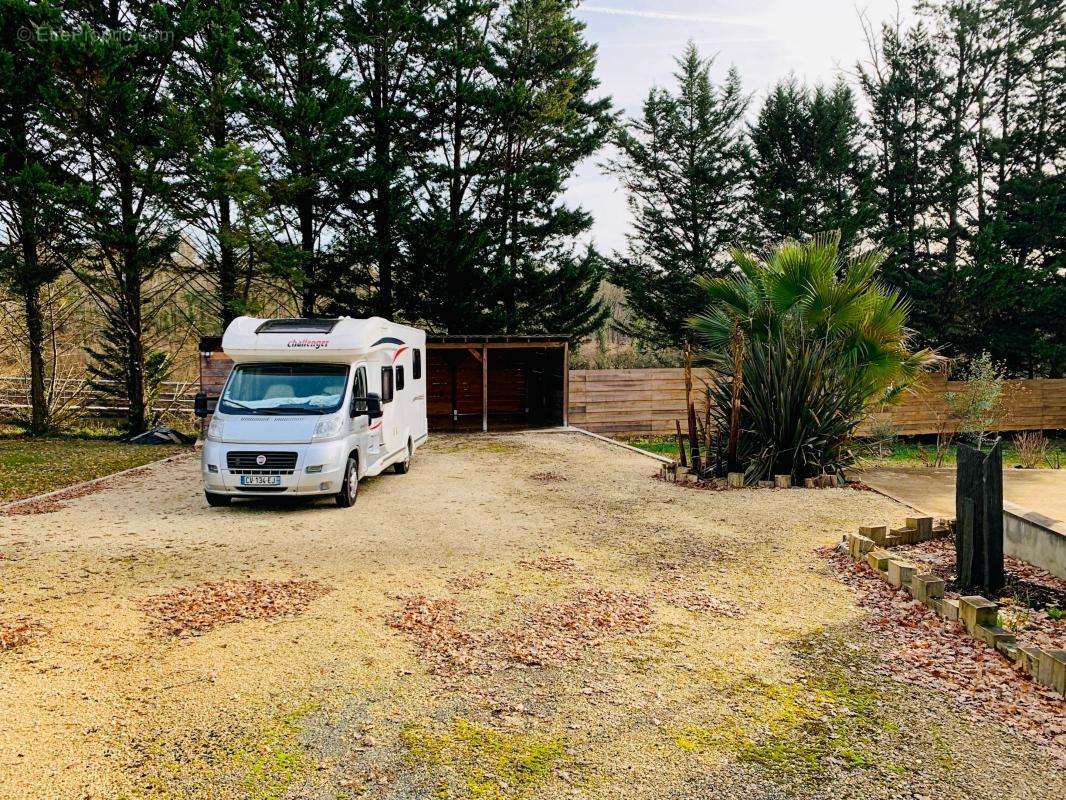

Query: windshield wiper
<box><xmin>269</xmin><ymin>405</ymin><xmax>329</xmax><ymax>415</ymax></box>
<box><xmin>221</xmin><ymin>399</ymin><xmax>256</xmax><ymax>412</ymax></box>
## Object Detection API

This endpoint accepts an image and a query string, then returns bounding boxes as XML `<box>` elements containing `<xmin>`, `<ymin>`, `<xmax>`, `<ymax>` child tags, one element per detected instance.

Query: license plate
<box><xmin>240</xmin><ymin>475</ymin><xmax>282</xmax><ymax>486</ymax></box>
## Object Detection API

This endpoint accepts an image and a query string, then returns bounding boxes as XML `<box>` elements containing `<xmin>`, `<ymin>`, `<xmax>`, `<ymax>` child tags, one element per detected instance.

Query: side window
<box><xmin>381</xmin><ymin>366</ymin><xmax>394</xmax><ymax>403</ymax></box>
<box><xmin>396</xmin><ymin>365</ymin><xmax>405</xmax><ymax>391</ymax></box>
<box><xmin>349</xmin><ymin>366</ymin><xmax>367</xmax><ymax>415</ymax></box>
<box><xmin>413</xmin><ymin>348</ymin><xmax>422</xmax><ymax>380</ymax></box>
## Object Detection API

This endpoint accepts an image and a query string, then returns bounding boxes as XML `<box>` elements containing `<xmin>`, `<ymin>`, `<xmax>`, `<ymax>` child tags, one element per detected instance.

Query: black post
<box><xmin>955</xmin><ymin>441</ymin><xmax>1004</xmax><ymax>593</ymax></box>
<box><xmin>687</xmin><ymin>402</ymin><xmax>702</xmax><ymax>475</ymax></box>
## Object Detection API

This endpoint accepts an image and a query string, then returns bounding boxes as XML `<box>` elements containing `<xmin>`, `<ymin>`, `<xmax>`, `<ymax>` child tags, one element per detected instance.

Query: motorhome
<box><xmin>194</xmin><ymin>317</ymin><xmax>427</xmax><ymax>507</ymax></box>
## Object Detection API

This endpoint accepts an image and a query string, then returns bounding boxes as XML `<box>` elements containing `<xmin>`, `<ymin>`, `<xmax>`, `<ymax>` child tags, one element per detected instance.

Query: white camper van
<box><xmin>195</xmin><ymin>317</ymin><xmax>427</xmax><ymax>507</ymax></box>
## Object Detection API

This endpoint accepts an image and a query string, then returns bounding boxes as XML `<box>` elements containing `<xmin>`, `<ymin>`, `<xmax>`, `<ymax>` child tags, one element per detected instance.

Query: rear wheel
<box><xmin>336</xmin><ymin>457</ymin><xmax>359</xmax><ymax>507</ymax></box>
<box><xmin>393</xmin><ymin>441</ymin><xmax>412</xmax><ymax>474</ymax></box>
<box><xmin>205</xmin><ymin>491</ymin><xmax>231</xmax><ymax>507</ymax></box>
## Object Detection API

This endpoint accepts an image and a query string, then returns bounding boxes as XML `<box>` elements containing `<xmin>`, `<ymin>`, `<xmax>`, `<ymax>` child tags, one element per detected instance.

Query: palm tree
<box><xmin>688</xmin><ymin>232</ymin><xmax>939</xmax><ymax>481</ymax></box>
<box><xmin>690</xmin><ymin>231</ymin><xmax>938</xmax><ymax>402</ymax></box>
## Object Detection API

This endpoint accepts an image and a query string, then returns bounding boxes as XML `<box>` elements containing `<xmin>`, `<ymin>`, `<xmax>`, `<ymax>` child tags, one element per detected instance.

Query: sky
<box><xmin>565</xmin><ymin>0</ymin><xmax>918</xmax><ymax>254</ymax></box>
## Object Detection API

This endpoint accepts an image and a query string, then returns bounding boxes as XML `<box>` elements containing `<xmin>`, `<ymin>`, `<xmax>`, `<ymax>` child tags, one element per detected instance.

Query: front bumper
<box><xmin>201</xmin><ymin>439</ymin><xmax>348</xmax><ymax>497</ymax></box>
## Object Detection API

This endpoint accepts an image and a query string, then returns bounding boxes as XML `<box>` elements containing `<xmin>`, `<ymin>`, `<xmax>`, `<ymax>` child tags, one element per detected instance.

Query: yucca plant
<box><xmin>689</xmin><ymin>232</ymin><xmax>939</xmax><ymax>482</ymax></box>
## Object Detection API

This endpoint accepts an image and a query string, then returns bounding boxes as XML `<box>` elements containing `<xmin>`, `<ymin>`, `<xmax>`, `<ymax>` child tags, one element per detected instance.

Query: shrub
<box><xmin>690</xmin><ymin>232</ymin><xmax>938</xmax><ymax>482</ymax></box>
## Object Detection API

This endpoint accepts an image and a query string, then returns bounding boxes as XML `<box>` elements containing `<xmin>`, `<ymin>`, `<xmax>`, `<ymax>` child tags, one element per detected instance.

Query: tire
<box><xmin>393</xmin><ymin>441</ymin><xmax>412</xmax><ymax>474</ymax></box>
<box><xmin>205</xmin><ymin>491</ymin><xmax>231</xmax><ymax>507</ymax></box>
<box><xmin>335</xmin><ymin>456</ymin><xmax>359</xmax><ymax>507</ymax></box>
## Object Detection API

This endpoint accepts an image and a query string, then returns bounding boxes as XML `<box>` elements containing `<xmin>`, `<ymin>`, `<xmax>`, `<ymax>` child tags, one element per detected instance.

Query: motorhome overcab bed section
<box><xmin>196</xmin><ymin>317</ymin><xmax>428</xmax><ymax>507</ymax></box>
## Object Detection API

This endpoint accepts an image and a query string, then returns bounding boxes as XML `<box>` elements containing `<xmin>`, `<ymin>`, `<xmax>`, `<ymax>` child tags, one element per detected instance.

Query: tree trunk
<box><xmin>23</xmin><ymin>285</ymin><xmax>48</xmax><ymax>435</ymax></box>
<box><xmin>727</xmin><ymin>323</ymin><xmax>744</xmax><ymax>473</ymax></box>
<box><xmin>119</xmin><ymin>162</ymin><xmax>148</xmax><ymax>434</ymax></box>
<box><xmin>373</xmin><ymin>37</ymin><xmax>394</xmax><ymax>318</ymax></box>
<box><xmin>298</xmin><ymin>190</ymin><xmax>316</xmax><ymax>317</ymax></box>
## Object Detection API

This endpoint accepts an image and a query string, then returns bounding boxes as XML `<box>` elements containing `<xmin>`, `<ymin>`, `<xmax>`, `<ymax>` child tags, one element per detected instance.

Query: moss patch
<box><xmin>233</xmin><ymin>704</ymin><xmax>317</xmax><ymax>800</ymax></box>
<box><xmin>401</xmin><ymin>717</ymin><xmax>565</xmax><ymax>799</ymax></box>
<box><xmin>673</xmin><ymin>669</ymin><xmax>897</xmax><ymax>783</ymax></box>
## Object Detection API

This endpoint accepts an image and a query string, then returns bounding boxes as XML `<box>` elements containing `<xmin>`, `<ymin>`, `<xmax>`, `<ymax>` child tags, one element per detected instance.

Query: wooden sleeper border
<box><xmin>843</xmin><ymin>518</ymin><xmax>1066</xmax><ymax>697</ymax></box>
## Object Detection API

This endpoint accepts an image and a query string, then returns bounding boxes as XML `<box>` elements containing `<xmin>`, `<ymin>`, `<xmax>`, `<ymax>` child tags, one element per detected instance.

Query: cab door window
<box><xmin>349</xmin><ymin>366</ymin><xmax>367</xmax><ymax>415</ymax></box>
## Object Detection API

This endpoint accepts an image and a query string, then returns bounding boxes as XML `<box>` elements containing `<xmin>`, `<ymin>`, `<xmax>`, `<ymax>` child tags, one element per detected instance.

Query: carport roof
<box><xmin>427</xmin><ymin>334</ymin><xmax>568</xmax><ymax>346</ymax></box>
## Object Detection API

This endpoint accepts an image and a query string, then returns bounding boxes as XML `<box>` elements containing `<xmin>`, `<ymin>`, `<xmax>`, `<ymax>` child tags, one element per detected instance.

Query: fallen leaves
<box><xmin>142</xmin><ymin>578</ymin><xmax>332</xmax><ymax>637</ymax></box>
<box><xmin>446</xmin><ymin>570</ymin><xmax>493</xmax><ymax>592</ymax></box>
<box><xmin>387</xmin><ymin>588</ymin><xmax>653</xmax><ymax>674</ymax></box>
<box><xmin>506</xmin><ymin>588</ymin><xmax>652</xmax><ymax>666</ymax></box>
<box><xmin>528</xmin><ymin>472</ymin><xmax>567</xmax><ymax>483</ymax></box>
<box><xmin>661</xmin><ymin>590</ymin><xmax>744</xmax><ymax>618</ymax></box>
<box><xmin>820</xmin><ymin>547</ymin><xmax>1065</xmax><ymax>761</ymax></box>
<box><xmin>0</xmin><ymin>617</ymin><xmax>43</xmax><ymax>651</ymax></box>
<box><xmin>518</xmin><ymin>554</ymin><xmax>579</xmax><ymax>574</ymax></box>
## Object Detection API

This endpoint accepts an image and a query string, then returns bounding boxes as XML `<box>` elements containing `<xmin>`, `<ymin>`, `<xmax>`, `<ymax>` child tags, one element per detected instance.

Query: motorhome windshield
<box><xmin>219</xmin><ymin>363</ymin><xmax>349</xmax><ymax>415</ymax></box>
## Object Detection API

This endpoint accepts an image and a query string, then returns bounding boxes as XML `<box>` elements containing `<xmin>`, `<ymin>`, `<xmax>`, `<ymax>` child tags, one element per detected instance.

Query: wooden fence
<box><xmin>568</xmin><ymin>368</ymin><xmax>1066</xmax><ymax>438</ymax></box>
<box><xmin>3</xmin><ymin>367</ymin><xmax>1064</xmax><ymax>438</ymax></box>
<box><xmin>0</xmin><ymin>376</ymin><xmax>198</xmax><ymax>417</ymax></box>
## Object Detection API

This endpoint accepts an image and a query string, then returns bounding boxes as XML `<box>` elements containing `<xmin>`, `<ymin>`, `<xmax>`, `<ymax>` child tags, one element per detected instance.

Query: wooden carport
<box><xmin>426</xmin><ymin>335</ymin><xmax>569</xmax><ymax>432</ymax></box>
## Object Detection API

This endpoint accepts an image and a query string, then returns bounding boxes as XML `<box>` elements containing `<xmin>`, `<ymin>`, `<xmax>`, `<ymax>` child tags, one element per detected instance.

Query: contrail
<box><xmin>577</xmin><ymin>4</ymin><xmax>761</xmax><ymax>26</ymax></box>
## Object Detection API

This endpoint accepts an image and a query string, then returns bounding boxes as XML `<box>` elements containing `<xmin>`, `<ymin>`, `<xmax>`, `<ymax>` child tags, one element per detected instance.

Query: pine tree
<box><xmin>0</xmin><ymin>0</ymin><xmax>67</xmax><ymax>433</ymax></box>
<box><xmin>965</xmin><ymin>0</ymin><xmax>1065</xmax><ymax>376</ymax></box>
<box><xmin>55</xmin><ymin>1</ymin><xmax>196</xmax><ymax>434</ymax></box>
<box><xmin>171</xmin><ymin>0</ymin><xmax>266</xmax><ymax>332</ymax></box>
<box><xmin>860</xmin><ymin>16</ymin><xmax>948</xmax><ymax>350</ymax></box>
<box><xmin>408</xmin><ymin>0</ymin><xmax>501</xmax><ymax>333</ymax></box>
<box><xmin>484</xmin><ymin>0</ymin><xmax>612</xmax><ymax>336</ymax></box>
<box><xmin>862</xmin><ymin>1</ymin><xmax>1064</xmax><ymax>376</ymax></box>
<box><xmin>336</xmin><ymin>0</ymin><xmax>440</xmax><ymax>320</ymax></box>
<box><xmin>607</xmin><ymin>43</ymin><xmax>749</xmax><ymax>348</ymax></box>
<box><xmin>242</xmin><ymin>0</ymin><xmax>362</xmax><ymax>317</ymax></box>
<box><xmin>749</xmin><ymin>78</ymin><xmax>875</xmax><ymax>249</ymax></box>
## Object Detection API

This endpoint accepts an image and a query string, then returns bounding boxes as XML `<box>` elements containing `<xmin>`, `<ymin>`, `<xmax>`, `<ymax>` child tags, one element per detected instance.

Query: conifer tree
<box><xmin>410</xmin><ymin>0</ymin><xmax>609</xmax><ymax>337</ymax></box>
<box><xmin>171</xmin><ymin>0</ymin><xmax>265</xmax><ymax>332</ymax></box>
<box><xmin>484</xmin><ymin>0</ymin><xmax>612</xmax><ymax>336</ymax></box>
<box><xmin>607</xmin><ymin>43</ymin><xmax>749</xmax><ymax>348</ymax></box>
<box><xmin>338</xmin><ymin>0</ymin><xmax>439</xmax><ymax>320</ymax></box>
<box><xmin>56</xmin><ymin>1</ymin><xmax>195</xmax><ymax>433</ymax></box>
<box><xmin>0</xmin><ymin>0</ymin><xmax>67</xmax><ymax>433</ymax></box>
<box><xmin>242</xmin><ymin>0</ymin><xmax>362</xmax><ymax>317</ymax></box>
<box><xmin>749</xmin><ymin>78</ymin><xmax>875</xmax><ymax>249</ymax></box>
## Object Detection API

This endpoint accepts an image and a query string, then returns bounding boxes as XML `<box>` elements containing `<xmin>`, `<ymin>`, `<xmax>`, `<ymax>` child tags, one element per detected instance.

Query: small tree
<box><xmin>945</xmin><ymin>351</ymin><xmax>1010</xmax><ymax>451</ymax></box>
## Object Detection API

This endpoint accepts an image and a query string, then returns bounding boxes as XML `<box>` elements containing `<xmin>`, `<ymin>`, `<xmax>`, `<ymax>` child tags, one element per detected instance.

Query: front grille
<box><xmin>235</xmin><ymin>485</ymin><xmax>288</xmax><ymax>492</ymax></box>
<box><xmin>226</xmin><ymin>451</ymin><xmax>297</xmax><ymax>475</ymax></box>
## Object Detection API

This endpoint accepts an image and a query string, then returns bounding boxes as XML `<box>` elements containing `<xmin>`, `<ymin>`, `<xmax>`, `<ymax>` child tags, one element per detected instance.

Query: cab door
<box><xmin>348</xmin><ymin>364</ymin><xmax>371</xmax><ymax>464</ymax></box>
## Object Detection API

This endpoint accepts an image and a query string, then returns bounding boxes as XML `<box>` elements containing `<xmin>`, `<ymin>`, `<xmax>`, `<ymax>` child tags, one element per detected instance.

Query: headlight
<box><xmin>207</xmin><ymin>417</ymin><xmax>225</xmax><ymax>441</ymax></box>
<box><xmin>312</xmin><ymin>415</ymin><xmax>345</xmax><ymax>441</ymax></box>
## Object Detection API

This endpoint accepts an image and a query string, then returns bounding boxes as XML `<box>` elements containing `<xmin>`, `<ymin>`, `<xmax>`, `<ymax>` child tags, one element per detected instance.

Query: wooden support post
<box><xmin>450</xmin><ymin>356</ymin><xmax>459</xmax><ymax>423</ymax></box>
<box><xmin>482</xmin><ymin>345</ymin><xmax>488</xmax><ymax>432</ymax></box>
<box><xmin>674</xmin><ymin>419</ymin><xmax>688</xmax><ymax>468</ymax></box>
<box><xmin>562</xmin><ymin>342</ymin><xmax>569</xmax><ymax>427</ymax></box>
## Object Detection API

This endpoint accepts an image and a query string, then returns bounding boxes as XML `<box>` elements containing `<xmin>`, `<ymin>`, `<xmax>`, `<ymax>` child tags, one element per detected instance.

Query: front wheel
<box><xmin>336</xmin><ymin>457</ymin><xmax>359</xmax><ymax>507</ymax></box>
<box><xmin>393</xmin><ymin>441</ymin><xmax>412</xmax><ymax>474</ymax></box>
<box><xmin>205</xmin><ymin>491</ymin><xmax>231</xmax><ymax>507</ymax></box>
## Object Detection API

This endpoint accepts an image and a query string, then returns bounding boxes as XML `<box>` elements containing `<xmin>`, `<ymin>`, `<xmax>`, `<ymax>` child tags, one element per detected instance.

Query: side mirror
<box><xmin>365</xmin><ymin>392</ymin><xmax>383</xmax><ymax>420</ymax></box>
<box><xmin>194</xmin><ymin>392</ymin><xmax>210</xmax><ymax>418</ymax></box>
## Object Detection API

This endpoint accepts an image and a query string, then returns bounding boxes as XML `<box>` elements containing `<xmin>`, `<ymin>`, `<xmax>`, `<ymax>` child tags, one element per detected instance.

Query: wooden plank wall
<box><xmin>567</xmin><ymin>368</ymin><xmax>1066</xmax><ymax>438</ymax></box>
<box><xmin>567</xmin><ymin>368</ymin><xmax>713</xmax><ymax>436</ymax></box>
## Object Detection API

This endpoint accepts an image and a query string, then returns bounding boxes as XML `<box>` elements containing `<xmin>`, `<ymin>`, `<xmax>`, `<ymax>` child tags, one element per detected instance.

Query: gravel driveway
<box><xmin>1</xmin><ymin>432</ymin><xmax>1062</xmax><ymax>799</ymax></box>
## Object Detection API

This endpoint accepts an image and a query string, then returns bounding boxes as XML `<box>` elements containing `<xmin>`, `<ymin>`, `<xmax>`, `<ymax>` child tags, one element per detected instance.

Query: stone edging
<box><xmin>0</xmin><ymin>450</ymin><xmax>194</xmax><ymax>513</ymax></box>
<box><xmin>844</xmin><ymin>518</ymin><xmax>1066</xmax><ymax>697</ymax></box>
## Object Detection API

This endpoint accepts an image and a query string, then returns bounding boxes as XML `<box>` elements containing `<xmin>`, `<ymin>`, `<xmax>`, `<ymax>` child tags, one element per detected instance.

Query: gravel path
<box><xmin>0</xmin><ymin>432</ymin><xmax>1062</xmax><ymax>799</ymax></box>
